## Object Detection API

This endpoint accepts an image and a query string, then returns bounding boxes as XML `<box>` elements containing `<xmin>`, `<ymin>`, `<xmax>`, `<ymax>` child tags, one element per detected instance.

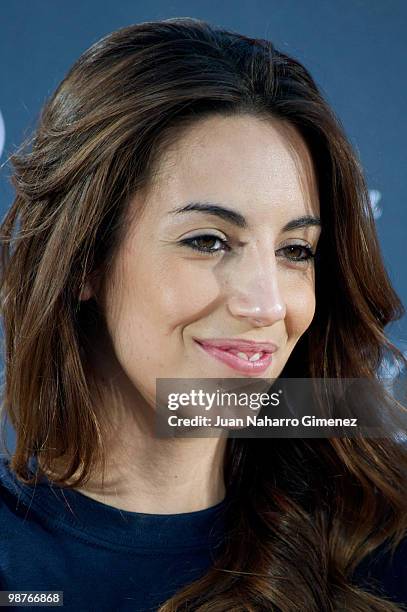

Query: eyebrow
<box><xmin>169</xmin><ymin>202</ymin><xmax>321</xmax><ymax>232</ymax></box>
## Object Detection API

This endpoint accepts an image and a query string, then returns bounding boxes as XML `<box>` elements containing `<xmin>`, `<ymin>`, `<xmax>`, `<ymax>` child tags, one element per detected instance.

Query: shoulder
<box><xmin>0</xmin><ymin>453</ymin><xmax>12</xmax><ymax>498</ymax></box>
<box><xmin>354</xmin><ymin>537</ymin><xmax>407</xmax><ymax>605</ymax></box>
<box><xmin>0</xmin><ymin>453</ymin><xmax>37</xmax><ymax>515</ymax></box>
<box><xmin>0</xmin><ymin>453</ymin><xmax>21</xmax><ymax>510</ymax></box>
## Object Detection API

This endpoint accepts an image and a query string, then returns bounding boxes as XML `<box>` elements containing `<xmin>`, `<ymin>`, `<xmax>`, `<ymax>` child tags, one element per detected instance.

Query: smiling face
<box><xmin>83</xmin><ymin>114</ymin><xmax>321</xmax><ymax>406</ymax></box>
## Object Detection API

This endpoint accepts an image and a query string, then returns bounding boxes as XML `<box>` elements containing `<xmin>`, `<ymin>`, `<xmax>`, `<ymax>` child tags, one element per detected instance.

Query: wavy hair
<box><xmin>1</xmin><ymin>17</ymin><xmax>406</xmax><ymax>611</ymax></box>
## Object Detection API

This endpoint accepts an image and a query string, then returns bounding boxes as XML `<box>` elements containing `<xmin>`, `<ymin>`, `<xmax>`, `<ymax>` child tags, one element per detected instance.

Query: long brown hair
<box><xmin>0</xmin><ymin>17</ymin><xmax>406</xmax><ymax>611</ymax></box>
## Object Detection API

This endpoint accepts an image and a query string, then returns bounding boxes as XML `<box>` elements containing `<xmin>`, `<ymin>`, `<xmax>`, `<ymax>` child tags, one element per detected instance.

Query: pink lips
<box><xmin>193</xmin><ymin>337</ymin><xmax>277</xmax><ymax>375</ymax></box>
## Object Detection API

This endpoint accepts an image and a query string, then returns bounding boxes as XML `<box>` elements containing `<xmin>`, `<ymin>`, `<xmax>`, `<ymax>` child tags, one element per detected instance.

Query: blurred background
<box><xmin>1</xmin><ymin>0</ymin><xmax>406</xmax><ymax>451</ymax></box>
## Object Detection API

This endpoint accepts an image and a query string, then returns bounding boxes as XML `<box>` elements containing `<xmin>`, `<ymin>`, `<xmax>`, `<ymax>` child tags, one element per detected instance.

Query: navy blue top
<box><xmin>0</xmin><ymin>453</ymin><xmax>406</xmax><ymax>610</ymax></box>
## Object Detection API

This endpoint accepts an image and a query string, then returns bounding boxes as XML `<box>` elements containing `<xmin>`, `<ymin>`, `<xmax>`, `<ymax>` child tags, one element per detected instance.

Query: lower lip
<box><xmin>194</xmin><ymin>341</ymin><xmax>273</xmax><ymax>375</ymax></box>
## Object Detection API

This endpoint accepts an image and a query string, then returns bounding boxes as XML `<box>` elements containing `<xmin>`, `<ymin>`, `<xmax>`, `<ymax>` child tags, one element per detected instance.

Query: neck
<box><xmin>73</xmin><ymin>428</ymin><xmax>227</xmax><ymax>514</ymax></box>
<box><xmin>45</xmin><ymin>324</ymin><xmax>228</xmax><ymax>514</ymax></box>
<box><xmin>42</xmin><ymin>379</ymin><xmax>227</xmax><ymax>514</ymax></box>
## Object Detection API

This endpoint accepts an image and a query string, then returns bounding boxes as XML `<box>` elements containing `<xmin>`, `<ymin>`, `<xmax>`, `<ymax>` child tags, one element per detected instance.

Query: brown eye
<box><xmin>180</xmin><ymin>234</ymin><xmax>230</xmax><ymax>255</ymax></box>
<box><xmin>194</xmin><ymin>236</ymin><xmax>218</xmax><ymax>250</ymax></box>
<box><xmin>286</xmin><ymin>246</ymin><xmax>305</xmax><ymax>259</ymax></box>
<box><xmin>278</xmin><ymin>244</ymin><xmax>315</xmax><ymax>263</ymax></box>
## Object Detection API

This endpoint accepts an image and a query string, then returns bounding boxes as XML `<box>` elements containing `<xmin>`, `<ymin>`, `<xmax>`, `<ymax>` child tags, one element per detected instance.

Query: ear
<box><xmin>78</xmin><ymin>273</ymin><xmax>101</xmax><ymax>301</ymax></box>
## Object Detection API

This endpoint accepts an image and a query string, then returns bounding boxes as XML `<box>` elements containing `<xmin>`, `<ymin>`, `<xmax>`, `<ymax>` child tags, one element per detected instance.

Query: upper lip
<box><xmin>193</xmin><ymin>337</ymin><xmax>278</xmax><ymax>353</ymax></box>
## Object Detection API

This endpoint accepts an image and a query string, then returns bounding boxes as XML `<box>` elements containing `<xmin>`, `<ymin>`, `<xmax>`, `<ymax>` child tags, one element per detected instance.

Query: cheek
<box><xmin>284</xmin><ymin>275</ymin><xmax>316</xmax><ymax>338</ymax></box>
<box><xmin>104</xmin><ymin>259</ymin><xmax>221</xmax><ymax>347</ymax></box>
<box><xmin>149</xmin><ymin>262</ymin><xmax>222</xmax><ymax>328</ymax></box>
<box><xmin>101</xmin><ymin>259</ymin><xmax>223</xmax><ymax>387</ymax></box>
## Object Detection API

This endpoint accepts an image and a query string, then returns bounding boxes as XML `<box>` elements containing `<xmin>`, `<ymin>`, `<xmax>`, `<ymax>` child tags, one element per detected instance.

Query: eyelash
<box><xmin>179</xmin><ymin>234</ymin><xmax>316</xmax><ymax>263</ymax></box>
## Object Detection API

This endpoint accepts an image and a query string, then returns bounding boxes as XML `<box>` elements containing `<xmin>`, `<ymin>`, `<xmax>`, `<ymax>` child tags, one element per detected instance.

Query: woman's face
<box><xmin>85</xmin><ymin>114</ymin><xmax>321</xmax><ymax>406</ymax></box>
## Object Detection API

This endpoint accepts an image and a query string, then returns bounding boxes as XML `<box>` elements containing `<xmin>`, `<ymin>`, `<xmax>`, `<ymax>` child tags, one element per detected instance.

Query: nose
<box><xmin>225</xmin><ymin>246</ymin><xmax>286</xmax><ymax>328</ymax></box>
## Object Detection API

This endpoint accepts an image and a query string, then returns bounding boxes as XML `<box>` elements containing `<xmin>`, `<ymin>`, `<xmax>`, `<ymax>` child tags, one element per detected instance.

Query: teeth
<box><xmin>235</xmin><ymin>351</ymin><xmax>263</xmax><ymax>362</ymax></box>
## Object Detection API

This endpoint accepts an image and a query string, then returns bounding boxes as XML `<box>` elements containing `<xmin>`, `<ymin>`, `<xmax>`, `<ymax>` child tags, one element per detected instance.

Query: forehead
<box><xmin>144</xmin><ymin>113</ymin><xmax>320</xmax><ymax>221</ymax></box>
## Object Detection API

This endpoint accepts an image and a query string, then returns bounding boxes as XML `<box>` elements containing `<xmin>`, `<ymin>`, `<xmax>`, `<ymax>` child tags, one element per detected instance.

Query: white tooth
<box><xmin>236</xmin><ymin>351</ymin><xmax>249</xmax><ymax>361</ymax></box>
<box><xmin>249</xmin><ymin>352</ymin><xmax>262</xmax><ymax>362</ymax></box>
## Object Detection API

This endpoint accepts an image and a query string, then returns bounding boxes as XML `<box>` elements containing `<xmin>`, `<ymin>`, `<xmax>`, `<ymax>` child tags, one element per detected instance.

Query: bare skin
<box><xmin>75</xmin><ymin>113</ymin><xmax>321</xmax><ymax>514</ymax></box>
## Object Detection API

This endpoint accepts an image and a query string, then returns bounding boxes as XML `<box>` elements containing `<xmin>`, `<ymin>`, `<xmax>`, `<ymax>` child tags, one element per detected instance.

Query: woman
<box><xmin>0</xmin><ymin>17</ymin><xmax>406</xmax><ymax>612</ymax></box>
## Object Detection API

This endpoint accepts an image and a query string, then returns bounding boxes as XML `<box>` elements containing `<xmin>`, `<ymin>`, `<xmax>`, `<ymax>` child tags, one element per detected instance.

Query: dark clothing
<box><xmin>353</xmin><ymin>536</ymin><xmax>407</xmax><ymax>607</ymax></box>
<box><xmin>0</xmin><ymin>454</ymin><xmax>405</xmax><ymax>610</ymax></box>
<box><xmin>0</xmin><ymin>454</ymin><xmax>225</xmax><ymax>611</ymax></box>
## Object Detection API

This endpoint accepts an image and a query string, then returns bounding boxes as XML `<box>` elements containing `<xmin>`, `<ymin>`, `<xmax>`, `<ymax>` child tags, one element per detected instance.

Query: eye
<box><xmin>179</xmin><ymin>236</ymin><xmax>317</xmax><ymax>263</ymax></box>
<box><xmin>179</xmin><ymin>234</ymin><xmax>231</xmax><ymax>255</ymax></box>
<box><xmin>277</xmin><ymin>244</ymin><xmax>316</xmax><ymax>264</ymax></box>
